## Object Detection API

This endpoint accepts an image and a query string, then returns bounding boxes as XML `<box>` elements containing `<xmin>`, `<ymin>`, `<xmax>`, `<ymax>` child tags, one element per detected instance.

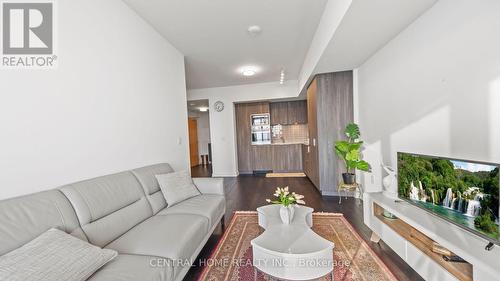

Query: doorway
<box><xmin>187</xmin><ymin>99</ymin><xmax>212</xmax><ymax>177</ymax></box>
<box><xmin>188</xmin><ymin>117</ymin><xmax>199</xmax><ymax>167</ymax></box>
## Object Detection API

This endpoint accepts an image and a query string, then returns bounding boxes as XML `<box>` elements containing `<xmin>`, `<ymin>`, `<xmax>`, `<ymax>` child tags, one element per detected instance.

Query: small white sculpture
<box><xmin>382</xmin><ymin>165</ymin><xmax>398</xmax><ymax>199</ymax></box>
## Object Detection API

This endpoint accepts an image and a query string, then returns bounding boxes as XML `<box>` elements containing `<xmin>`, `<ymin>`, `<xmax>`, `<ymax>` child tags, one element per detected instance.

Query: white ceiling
<box><xmin>314</xmin><ymin>0</ymin><xmax>438</xmax><ymax>74</ymax></box>
<box><xmin>123</xmin><ymin>0</ymin><xmax>328</xmax><ymax>90</ymax></box>
<box><xmin>187</xmin><ymin>99</ymin><xmax>209</xmax><ymax>112</ymax></box>
<box><xmin>124</xmin><ymin>0</ymin><xmax>437</xmax><ymax>91</ymax></box>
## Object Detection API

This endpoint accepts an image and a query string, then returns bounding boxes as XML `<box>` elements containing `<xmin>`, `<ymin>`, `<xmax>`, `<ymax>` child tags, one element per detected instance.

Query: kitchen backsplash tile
<box><xmin>272</xmin><ymin>124</ymin><xmax>309</xmax><ymax>144</ymax></box>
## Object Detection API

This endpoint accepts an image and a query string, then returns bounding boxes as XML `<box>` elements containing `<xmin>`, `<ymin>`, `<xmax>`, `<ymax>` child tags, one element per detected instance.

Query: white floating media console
<box><xmin>363</xmin><ymin>192</ymin><xmax>500</xmax><ymax>281</ymax></box>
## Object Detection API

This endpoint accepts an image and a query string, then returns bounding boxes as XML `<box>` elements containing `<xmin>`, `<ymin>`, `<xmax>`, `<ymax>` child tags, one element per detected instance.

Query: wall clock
<box><xmin>214</xmin><ymin>101</ymin><xmax>224</xmax><ymax>112</ymax></box>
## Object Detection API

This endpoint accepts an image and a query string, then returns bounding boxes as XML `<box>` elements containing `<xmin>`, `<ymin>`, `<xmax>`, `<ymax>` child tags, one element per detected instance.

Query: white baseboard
<box><xmin>212</xmin><ymin>173</ymin><xmax>238</xmax><ymax>177</ymax></box>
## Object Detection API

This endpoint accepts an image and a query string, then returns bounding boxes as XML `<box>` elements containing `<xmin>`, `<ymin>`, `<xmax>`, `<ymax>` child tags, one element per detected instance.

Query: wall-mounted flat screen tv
<box><xmin>398</xmin><ymin>152</ymin><xmax>499</xmax><ymax>244</ymax></box>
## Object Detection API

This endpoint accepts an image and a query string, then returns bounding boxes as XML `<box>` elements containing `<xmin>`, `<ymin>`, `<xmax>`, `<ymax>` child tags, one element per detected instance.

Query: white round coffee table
<box><xmin>251</xmin><ymin>205</ymin><xmax>335</xmax><ymax>280</ymax></box>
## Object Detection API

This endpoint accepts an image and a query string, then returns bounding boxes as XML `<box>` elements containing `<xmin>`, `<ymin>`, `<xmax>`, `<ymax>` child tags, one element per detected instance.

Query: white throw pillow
<box><xmin>0</xmin><ymin>228</ymin><xmax>117</xmax><ymax>281</ymax></box>
<box><xmin>156</xmin><ymin>170</ymin><xmax>201</xmax><ymax>207</ymax></box>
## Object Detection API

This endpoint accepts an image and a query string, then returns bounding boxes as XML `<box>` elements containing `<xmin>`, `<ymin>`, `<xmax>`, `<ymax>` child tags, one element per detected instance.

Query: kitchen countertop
<box><xmin>271</xmin><ymin>142</ymin><xmax>308</xmax><ymax>146</ymax></box>
<box><xmin>253</xmin><ymin>142</ymin><xmax>308</xmax><ymax>146</ymax></box>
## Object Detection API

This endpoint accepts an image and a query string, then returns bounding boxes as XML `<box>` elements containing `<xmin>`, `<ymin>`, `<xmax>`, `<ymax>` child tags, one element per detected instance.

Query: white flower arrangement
<box><xmin>266</xmin><ymin>186</ymin><xmax>305</xmax><ymax>207</ymax></box>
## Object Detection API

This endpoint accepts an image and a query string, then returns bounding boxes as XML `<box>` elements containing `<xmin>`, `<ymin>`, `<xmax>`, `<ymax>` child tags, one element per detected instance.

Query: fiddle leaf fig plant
<box><xmin>335</xmin><ymin>123</ymin><xmax>371</xmax><ymax>177</ymax></box>
<box><xmin>345</xmin><ymin>123</ymin><xmax>360</xmax><ymax>140</ymax></box>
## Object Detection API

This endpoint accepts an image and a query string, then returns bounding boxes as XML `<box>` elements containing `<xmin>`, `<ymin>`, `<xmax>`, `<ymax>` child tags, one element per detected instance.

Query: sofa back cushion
<box><xmin>60</xmin><ymin>171</ymin><xmax>153</xmax><ymax>247</ymax></box>
<box><xmin>0</xmin><ymin>190</ymin><xmax>84</xmax><ymax>256</ymax></box>
<box><xmin>131</xmin><ymin>163</ymin><xmax>174</xmax><ymax>214</ymax></box>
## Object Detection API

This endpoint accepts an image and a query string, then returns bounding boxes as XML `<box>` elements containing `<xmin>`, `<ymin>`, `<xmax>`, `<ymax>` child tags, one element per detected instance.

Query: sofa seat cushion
<box><xmin>156</xmin><ymin>195</ymin><xmax>225</xmax><ymax>228</ymax></box>
<box><xmin>87</xmin><ymin>254</ymin><xmax>174</xmax><ymax>281</ymax></box>
<box><xmin>105</xmin><ymin>214</ymin><xmax>208</xmax><ymax>262</ymax></box>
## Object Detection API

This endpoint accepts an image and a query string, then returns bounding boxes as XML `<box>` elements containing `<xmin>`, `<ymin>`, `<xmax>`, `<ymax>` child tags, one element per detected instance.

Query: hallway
<box><xmin>191</xmin><ymin>164</ymin><xmax>212</xmax><ymax>178</ymax></box>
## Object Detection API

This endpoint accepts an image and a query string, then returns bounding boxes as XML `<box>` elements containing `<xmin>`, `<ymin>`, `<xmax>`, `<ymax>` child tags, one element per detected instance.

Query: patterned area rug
<box><xmin>198</xmin><ymin>212</ymin><xmax>397</xmax><ymax>281</ymax></box>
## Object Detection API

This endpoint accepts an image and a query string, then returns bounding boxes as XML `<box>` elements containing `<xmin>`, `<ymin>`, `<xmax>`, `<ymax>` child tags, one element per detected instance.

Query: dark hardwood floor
<box><xmin>185</xmin><ymin>175</ymin><xmax>424</xmax><ymax>281</ymax></box>
<box><xmin>191</xmin><ymin>164</ymin><xmax>212</xmax><ymax>177</ymax></box>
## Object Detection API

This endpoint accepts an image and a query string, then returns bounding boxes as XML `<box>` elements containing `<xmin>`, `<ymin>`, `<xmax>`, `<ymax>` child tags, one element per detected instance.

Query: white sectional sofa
<box><xmin>0</xmin><ymin>163</ymin><xmax>226</xmax><ymax>281</ymax></box>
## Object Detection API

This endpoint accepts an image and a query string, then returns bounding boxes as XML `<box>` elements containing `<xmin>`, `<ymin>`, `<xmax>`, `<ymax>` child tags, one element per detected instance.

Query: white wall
<box><xmin>0</xmin><ymin>0</ymin><xmax>189</xmax><ymax>199</ymax></box>
<box><xmin>188</xmin><ymin>81</ymin><xmax>299</xmax><ymax>176</ymax></box>
<box><xmin>358</xmin><ymin>0</ymin><xmax>500</xmax><ymax>181</ymax></box>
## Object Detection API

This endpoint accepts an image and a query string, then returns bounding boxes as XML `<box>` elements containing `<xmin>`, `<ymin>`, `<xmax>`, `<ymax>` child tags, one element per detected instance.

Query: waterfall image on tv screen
<box><xmin>398</xmin><ymin>153</ymin><xmax>499</xmax><ymax>241</ymax></box>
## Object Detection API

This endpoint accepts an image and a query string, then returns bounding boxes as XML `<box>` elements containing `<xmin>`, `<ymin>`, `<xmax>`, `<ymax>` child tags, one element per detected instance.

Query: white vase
<box><xmin>382</xmin><ymin>165</ymin><xmax>398</xmax><ymax>199</ymax></box>
<box><xmin>279</xmin><ymin>205</ymin><xmax>295</xmax><ymax>224</ymax></box>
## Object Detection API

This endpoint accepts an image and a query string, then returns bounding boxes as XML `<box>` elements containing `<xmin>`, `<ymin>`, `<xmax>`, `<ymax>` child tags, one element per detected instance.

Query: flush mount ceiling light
<box><xmin>247</xmin><ymin>25</ymin><xmax>262</xmax><ymax>36</ymax></box>
<box><xmin>238</xmin><ymin>65</ymin><xmax>261</xmax><ymax>77</ymax></box>
<box><xmin>279</xmin><ymin>69</ymin><xmax>285</xmax><ymax>85</ymax></box>
<box><xmin>242</xmin><ymin>69</ymin><xmax>256</xmax><ymax>76</ymax></box>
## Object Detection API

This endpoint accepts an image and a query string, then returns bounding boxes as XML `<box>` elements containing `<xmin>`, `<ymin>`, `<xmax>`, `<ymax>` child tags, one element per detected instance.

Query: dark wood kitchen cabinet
<box><xmin>303</xmin><ymin>71</ymin><xmax>353</xmax><ymax>195</ymax></box>
<box><xmin>270</xmin><ymin>100</ymin><xmax>307</xmax><ymax>125</ymax></box>
<box><xmin>305</xmin><ymin>79</ymin><xmax>320</xmax><ymax>188</ymax></box>
<box><xmin>270</xmin><ymin>102</ymin><xmax>288</xmax><ymax>125</ymax></box>
<box><xmin>235</xmin><ymin>102</ymin><xmax>270</xmax><ymax>173</ymax></box>
<box><xmin>242</xmin><ymin>144</ymin><xmax>303</xmax><ymax>173</ymax></box>
<box><xmin>236</xmin><ymin>102</ymin><xmax>306</xmax><ymax>174</ymax></box>
<box><xmin>285</xmin><ymin>144</ymin><xmax>303</xmax><ymax>172</ymax></box>
<box><xmin>271</xmin><ymin>145</ymin><xmax>289</xmax><ymax>171</ymax></box>
<box><xmin>271</xmin><ymin>144</ymin><xmax>303</xmax><ymax>172</ymax></box>
<box><xmin>302</xmin><ymin>144</ymin><xmax>311</xmax><ymax>176</ymax></box>
<box><xmin>287</xmin><ymin>101</ymin><xmax>307</xmax><ymax>124</ymax></box>
<box><xmin>252</xmin><ymin>145</ymin><xmax>273</xmax><ymax>171</ymax></box>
